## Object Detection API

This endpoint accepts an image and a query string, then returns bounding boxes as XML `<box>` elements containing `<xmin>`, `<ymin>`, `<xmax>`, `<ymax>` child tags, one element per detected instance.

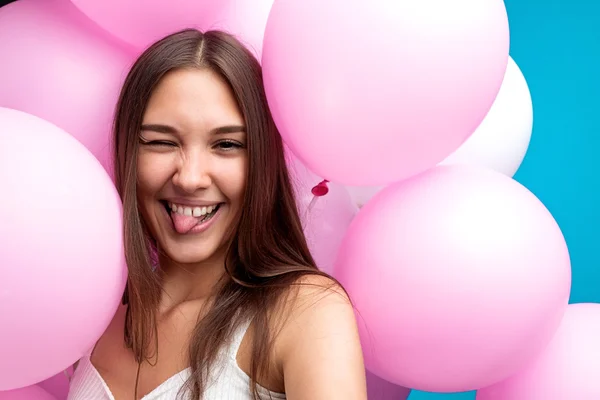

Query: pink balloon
<box><xmin>345</xmin><ymin>185</ymin><xmax>385</xmax><ymax>208</ymax></box>
<box><xmin>0</xmin><ymin>0</ymin><xmax>132</xmax><ymax>175</ymax></box>
<box><xmin>345</xmin><ymin>57</ymin><xmax>533</xmax><ymax>208</ymax></box>
<box><xmin>476</xmin><ymin>303</ymin><xmax>600</xmax><ymax>400</ymax></box>
<box><xmin>210</xmin><ymin>0</ymin><xmax>274</xmax><ymax>60</ymax></box>
<box><xmin>334</xmin><ymin>165</ymin><xmax>571</xmax><ymax>392</ymax></box>
<box><xmin>37</xmin><ymin>369</ymin><xmax>71</xmax><ymax>400</ymax></box>
<box><xmin>262</xmin><ymin>0</ymin><xmax>510</xmax><ymax>186</ymax></box>
<box><xmin>0</xmin><ymin>108</ymin><xmax>126</xmax><ymax>390</ymax></box>
<box><xmin>0</xmin><ymin>385</ymin><xmax>56</xmax><ymax>400</ymax></box>
<box><xmin>367</xmin><ymin>370</ymin><xmax>411</xmax><ymax>400</ymax></box>
<box><xmin>69</xmin><ymin>0</ymin><xmax>229</xmax><ymax>50</ymax></box>
<box><xmin>287</xmin><ymin>154</ymin><xmax>358</xmax><ymax>274</ymax></box>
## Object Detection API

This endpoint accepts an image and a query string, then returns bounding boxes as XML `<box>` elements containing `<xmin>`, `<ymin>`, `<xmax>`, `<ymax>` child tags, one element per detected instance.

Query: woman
<box><xmin>68</xmin><ymin>29</ymin><xmax>367</xmax><ymax>400</ymax></box>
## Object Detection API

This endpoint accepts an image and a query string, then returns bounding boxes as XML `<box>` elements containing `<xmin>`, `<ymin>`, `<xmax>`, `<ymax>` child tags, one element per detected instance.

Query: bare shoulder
<box><xmin>72</xmin><ymin>305</ymin><xmax>127</xmax><ymax>376</ymax></box>
<box><xmin>90</xmin><ymin>305</ymin><xmax>132</xmax><ymax>368</ymax></box>
<box><xmin>273</xmin><ymin>273</ymin><xmax>367</xmax><ymax>399</ymax></box>
<box><xmin>272</xmin><ymin>274</ymin><xmax>356</xmax><ymax>342</ymax></box>
<box><xmin>282</xmin><ymin>274</ymin><xmax>353</xmax><ymax>321</ymax></box>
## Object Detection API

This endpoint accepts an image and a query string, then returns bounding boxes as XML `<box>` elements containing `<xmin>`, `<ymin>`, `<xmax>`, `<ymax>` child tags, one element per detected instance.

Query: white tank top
<box><xmin>67</xmin><ymin>320</ymin><xmax>286</xmax><ymax>400</ymax></box>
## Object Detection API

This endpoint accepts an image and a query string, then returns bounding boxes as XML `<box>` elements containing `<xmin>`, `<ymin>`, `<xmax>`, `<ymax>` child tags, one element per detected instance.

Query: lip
<box><xmin>161</xmin><ymin>201</ymin><xmax>224</xmax><ymax>235</ymax></box>
<box><xmin>186</xmin><ymin>205</ymin><xmax>223</xmax><ymax>234</ymax></box>
<box><xmin>164</xmin><ymin>197</ymin><xmax>224</xmax><ymax>207</ymax></box>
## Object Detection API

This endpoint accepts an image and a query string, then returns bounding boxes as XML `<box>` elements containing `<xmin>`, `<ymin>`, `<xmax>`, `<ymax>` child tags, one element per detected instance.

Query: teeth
<box><xmin>169</xmin><ymin>202</ymin><xmax>219</xmax><ymax>217</ymax></box>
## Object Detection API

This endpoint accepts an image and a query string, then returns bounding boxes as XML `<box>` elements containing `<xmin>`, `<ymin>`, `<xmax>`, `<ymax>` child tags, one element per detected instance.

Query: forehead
<box><xmin>143</xmin><ymin>68</ymin><xmax>244</xmax><ymax>129</ymax></box>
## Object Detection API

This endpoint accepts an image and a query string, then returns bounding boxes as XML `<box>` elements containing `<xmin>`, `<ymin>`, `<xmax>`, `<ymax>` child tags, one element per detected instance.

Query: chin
<box><xmin>164</xmin><ymin>247</ymin><xmax>216</xmax><ymax>265</ymax></box>
<box><xmin>159</xmin><ymin>238</ymin><xmax>226</xmax><ymax>266</ymax></box>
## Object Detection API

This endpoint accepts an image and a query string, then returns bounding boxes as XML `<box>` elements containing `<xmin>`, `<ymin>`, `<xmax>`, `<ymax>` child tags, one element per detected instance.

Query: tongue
<box><xmin>171</xmin><ymin>212</ymin><xmax>201</xmax><ymax>234</ymax></box>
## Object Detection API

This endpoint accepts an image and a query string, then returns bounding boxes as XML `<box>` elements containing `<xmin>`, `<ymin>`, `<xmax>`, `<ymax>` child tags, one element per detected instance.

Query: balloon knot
<box><xmin>311</xmin><ymin>179</ymin><xmax>330</xmax><ymax>196</ymax></box>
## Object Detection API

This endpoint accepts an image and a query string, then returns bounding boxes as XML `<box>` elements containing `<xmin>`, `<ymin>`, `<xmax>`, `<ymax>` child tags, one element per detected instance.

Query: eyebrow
<box><xmin>140</xmin><ymin>123</ymin><xmax>246</xmax><ymax>135</ymax></box>
<box><xmin>140</xmin><ymin>123</ymin><xmax>177</xmax><ymax>134</ymax></box>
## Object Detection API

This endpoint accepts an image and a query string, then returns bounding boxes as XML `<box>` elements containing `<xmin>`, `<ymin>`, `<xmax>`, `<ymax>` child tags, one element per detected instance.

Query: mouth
<box><xmin>163</xmin><ymin>201</ymin><xmax>222</xmax><ymax>219</ymax></box>
<box><xmin>160</xmin><ymin>201</ymin><xmax>224</xmax><ymax>234</ymax></box>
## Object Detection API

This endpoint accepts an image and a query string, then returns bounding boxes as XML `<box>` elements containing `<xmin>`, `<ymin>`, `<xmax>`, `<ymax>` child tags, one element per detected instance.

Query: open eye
<box><xmin>215</xmin><ymin>139</ymin><xmax>244</xmax><ymax>151</ymax></box>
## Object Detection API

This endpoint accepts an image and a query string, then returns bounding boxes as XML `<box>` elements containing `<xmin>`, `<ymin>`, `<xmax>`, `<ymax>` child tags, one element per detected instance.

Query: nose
<box><xmin>172</xmin><ymin>150</ymin><xmax>212</xmax><ymax>194</ymax></box>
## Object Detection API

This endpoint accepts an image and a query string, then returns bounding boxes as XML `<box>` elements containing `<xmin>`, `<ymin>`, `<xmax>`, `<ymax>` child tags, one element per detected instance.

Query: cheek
<box><xmin>137</xmin><ymin>152</ymin><xmax>174</xmax><ymax>195</ymax></box>
<box><xmin>214</xmin><ymin>157</ymin><xmax>247</xmax><ymax>202</ymax></box>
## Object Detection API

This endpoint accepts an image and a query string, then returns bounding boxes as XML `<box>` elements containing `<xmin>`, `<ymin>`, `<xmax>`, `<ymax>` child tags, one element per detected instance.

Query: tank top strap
<box><xmin>226</xmin><ymin>318</ymin><xmax>253</xmax><ymax>362</ymax></box>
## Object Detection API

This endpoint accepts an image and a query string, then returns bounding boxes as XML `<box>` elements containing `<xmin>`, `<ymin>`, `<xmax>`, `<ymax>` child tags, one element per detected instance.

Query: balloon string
<box><xmin>307</xmin><ymin>179</ymin><xmax>329</xmax><ymax>213</ymax></box>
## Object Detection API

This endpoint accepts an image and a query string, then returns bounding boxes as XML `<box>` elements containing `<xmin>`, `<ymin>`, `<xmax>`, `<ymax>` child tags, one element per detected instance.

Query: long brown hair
<box><xmin>113</xmin><ymin>29</ymin><xmax>336</xmax><ymax>399</ymax></box>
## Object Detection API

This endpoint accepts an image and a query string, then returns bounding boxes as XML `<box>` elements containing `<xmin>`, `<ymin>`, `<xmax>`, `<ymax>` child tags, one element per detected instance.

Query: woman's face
<box><xmin>137</xmin><ymin>68</ymin><xmax>247</xmax><ymax>265</ymax></box>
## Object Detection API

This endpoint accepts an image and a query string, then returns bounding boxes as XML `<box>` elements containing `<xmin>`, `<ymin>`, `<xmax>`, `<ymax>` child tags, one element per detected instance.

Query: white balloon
<box><xmin>439</xmin><ymin>56</ymin><xmax>533</xmax><ymax>176</ymax></box>
<box><xmin>346</xmin><ymin>56</ymin><xmax>533</xmax><ymax>208</ymax></box>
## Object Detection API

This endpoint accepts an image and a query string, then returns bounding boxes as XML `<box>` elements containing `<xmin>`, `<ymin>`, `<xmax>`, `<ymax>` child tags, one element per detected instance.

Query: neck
<box><xmin>157</xmin><ymin>249</ymin><xmax>228</xmax><ymax>311</ymax></box>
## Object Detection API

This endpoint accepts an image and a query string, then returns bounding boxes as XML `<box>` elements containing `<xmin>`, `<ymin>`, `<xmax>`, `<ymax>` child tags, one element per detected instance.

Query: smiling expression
<box><xmin>136</xmin><ymin>67</ymin><xmax>248</xmax><ymax>265</ymax></box>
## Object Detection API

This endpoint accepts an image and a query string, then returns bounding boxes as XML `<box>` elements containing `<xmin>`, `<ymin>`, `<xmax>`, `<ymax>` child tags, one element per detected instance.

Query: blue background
<box><xmin>409</xmin><ymin>0</ymin><xmax>600</xmax><ymax>399</ymax></box>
